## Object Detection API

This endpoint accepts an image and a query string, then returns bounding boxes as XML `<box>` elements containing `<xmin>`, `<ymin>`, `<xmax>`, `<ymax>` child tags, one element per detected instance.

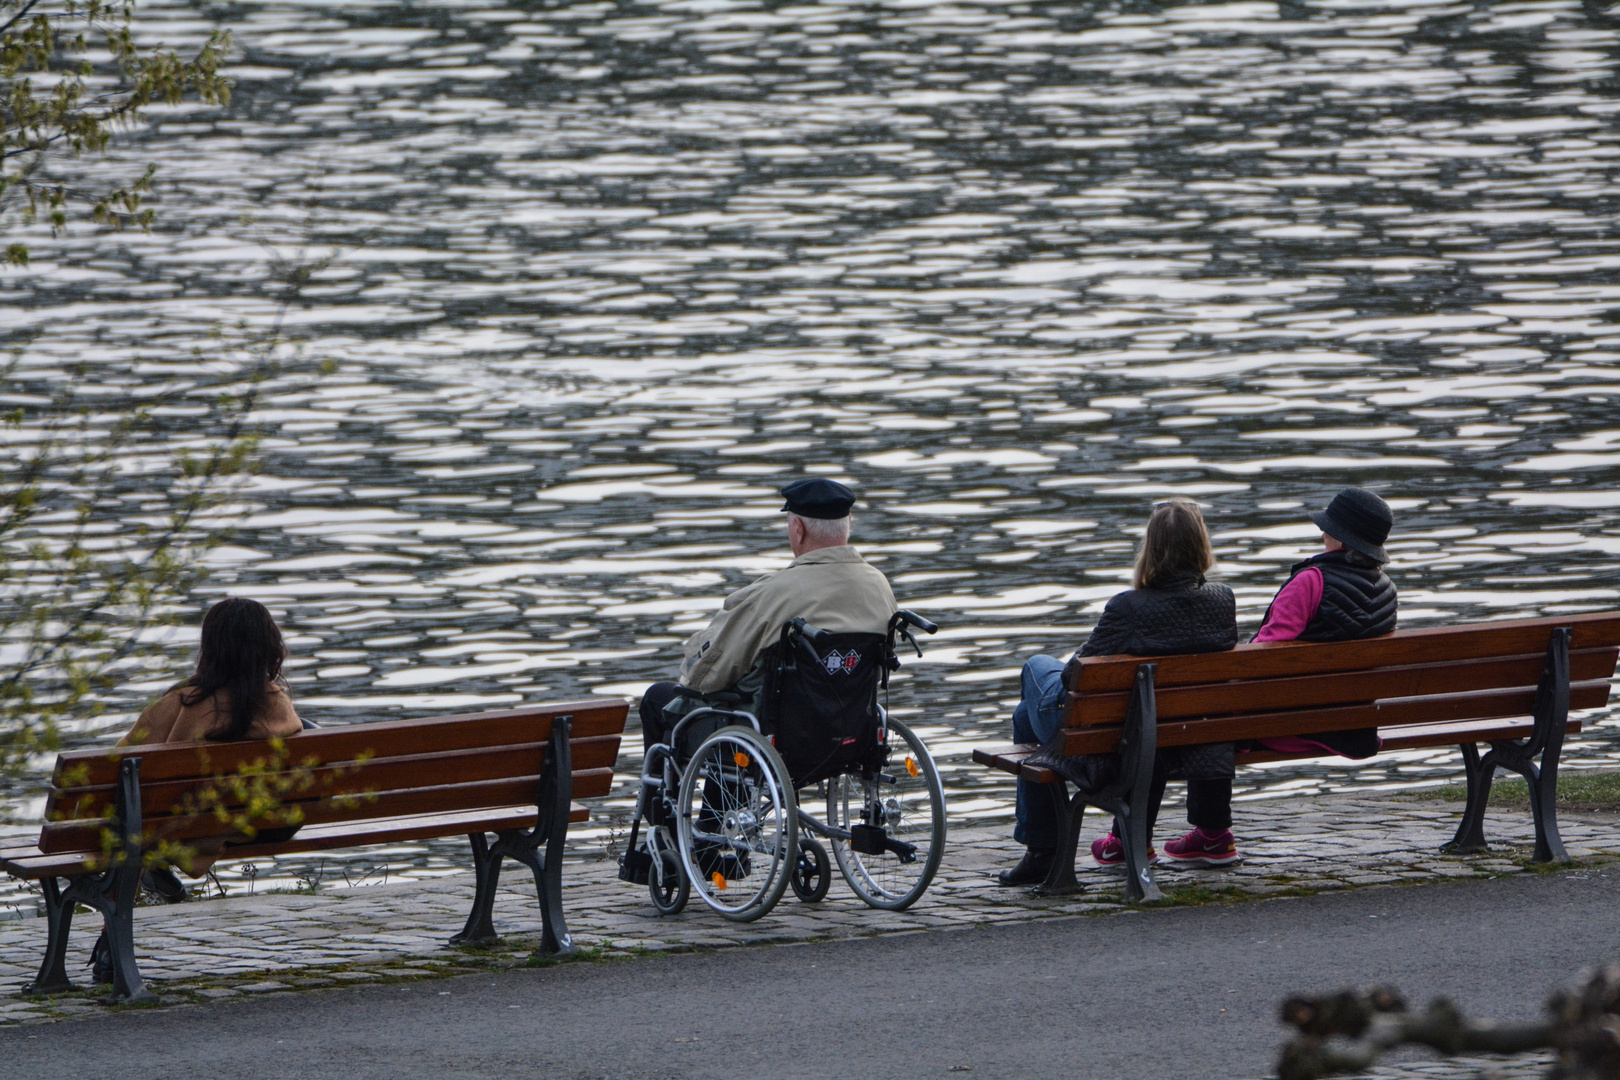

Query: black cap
<box><xmin>1310</xmin><ymin>487</ymin><xmax>1393</xmax><ymax>564</ymax></box>
<box><xmin>780</xmin><ymin>477</ymin><xmax>856</xmax><ymax>520</ymax></box>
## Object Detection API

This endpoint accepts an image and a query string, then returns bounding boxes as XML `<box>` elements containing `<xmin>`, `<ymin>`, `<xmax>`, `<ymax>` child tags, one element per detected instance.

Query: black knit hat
<box><xmin>1310</xmin><ymin>487</ymin><xmax>1393</xmax><ymax>564</ymax></box>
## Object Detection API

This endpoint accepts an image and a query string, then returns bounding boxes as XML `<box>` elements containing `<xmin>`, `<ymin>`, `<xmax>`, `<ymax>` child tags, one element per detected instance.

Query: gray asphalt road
<box><xmin>5</xmin><ymin>870</ymin><xmax>1617</xmax><ymax>1080</ymax></box>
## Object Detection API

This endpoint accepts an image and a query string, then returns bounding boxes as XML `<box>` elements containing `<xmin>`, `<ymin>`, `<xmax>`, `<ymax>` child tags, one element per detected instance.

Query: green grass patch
<box><xmin>1154</xmin><ymin>882</ymin><xmax>1245</xmax><ymax>907</ymax></box>
<box><xmin>1421</xmin><ymin>769</ymin><xmax>1620</xmax><ymax>812</ymax></box>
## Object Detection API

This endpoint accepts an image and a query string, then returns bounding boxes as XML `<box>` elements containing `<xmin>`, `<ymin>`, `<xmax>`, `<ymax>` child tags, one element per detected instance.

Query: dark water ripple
<box><xmin>2</xmin><ymin>0</ymin><xmax>1619</xmax><ymax>900</ymax></box>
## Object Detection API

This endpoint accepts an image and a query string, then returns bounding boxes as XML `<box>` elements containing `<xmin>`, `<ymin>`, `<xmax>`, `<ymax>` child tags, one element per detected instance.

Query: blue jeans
<box><xmin>1011</xmin><ymin>654</ymin><xmax>1070</xmax><ymax>849</ymax></box>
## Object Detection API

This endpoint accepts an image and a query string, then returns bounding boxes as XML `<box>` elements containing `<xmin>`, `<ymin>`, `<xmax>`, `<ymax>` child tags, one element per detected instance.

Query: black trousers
<box><xmin>640</xmin><ymin>681</ymin><xmax>683</xmax><ymax>753</ymax></box>
<box><xmin>1115</xmin><ymin>775</ymin><xmax>1233</xmax><ymax>838</ymax></box>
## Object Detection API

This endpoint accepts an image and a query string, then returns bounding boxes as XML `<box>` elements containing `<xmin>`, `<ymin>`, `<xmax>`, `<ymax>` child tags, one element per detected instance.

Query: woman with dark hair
<box><xmin>997</xmin><ymin>500</ymin><xmax>1238</xmax><ymax>886</ymax></box>
<box><xmin>119</xmin><ymin>597</ymin><xmax>302</xmax><ymax>747</ymax></box>
<box><xmin>95</xmin><ymin>598</ymin><xmax>304</xmax><ymax>978</ymax></box>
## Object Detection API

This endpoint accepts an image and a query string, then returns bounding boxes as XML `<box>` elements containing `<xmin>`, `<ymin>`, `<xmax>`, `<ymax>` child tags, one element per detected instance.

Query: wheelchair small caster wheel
<box><xmin>649</xmin><ymin>848</ymin><xmax>689</xmax><ymax>915</ymax></box>
<box><xmin>791</xmin><ymin>837</ymin><xmax>831</xmax><ymax>903</ymax></box>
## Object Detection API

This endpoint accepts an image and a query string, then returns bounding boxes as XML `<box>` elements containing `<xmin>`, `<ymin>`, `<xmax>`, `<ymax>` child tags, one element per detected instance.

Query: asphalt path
<box><xmin>6</xmin><ymin>869</ymin><xmax>1618</xmax><ymax>1080</ymax></box>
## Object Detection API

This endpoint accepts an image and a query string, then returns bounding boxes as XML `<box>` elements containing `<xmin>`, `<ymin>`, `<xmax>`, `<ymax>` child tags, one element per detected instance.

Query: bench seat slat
<box><xmin>1072</xmin><ymin>612</ymin><xmax>1620</xmax><ymax>693</ymax></box>
<box><xmin>37</xmin><ymin>767</ymin><xmax>617</xmax><ymax>854</ymax></box>
<box><xmin>47</xmin><ymin>735</ymin><xmax>623</xmax><ymax>821</ymax></box>
<box><xmin>1070</xmin><ymin>648</ymin><xmax>1617</xmax><ymax>726</ymax></box>
<box><xmin>1</xmin><ymin>803</ymin><xmax>594</xmax><ymax>880</ymax></box>
<box><xmin>51</xmin><ymin>700</ymin><xmax>628</xmax><ymax>788</ymax></box>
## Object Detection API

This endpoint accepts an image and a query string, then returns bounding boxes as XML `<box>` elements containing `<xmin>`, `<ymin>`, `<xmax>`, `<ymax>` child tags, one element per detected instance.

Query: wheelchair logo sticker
<box><xmin>822</xmin><ymin>649</ymin><xmax>861</xmax><ymax>675</ymax></box>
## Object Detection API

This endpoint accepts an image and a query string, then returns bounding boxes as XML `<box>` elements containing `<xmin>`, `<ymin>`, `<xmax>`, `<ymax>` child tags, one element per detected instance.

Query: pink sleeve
<box><xmin>1254</xmin><ymin>568</ymin><xmax>1324</xmax><ymax>642</ymax></box>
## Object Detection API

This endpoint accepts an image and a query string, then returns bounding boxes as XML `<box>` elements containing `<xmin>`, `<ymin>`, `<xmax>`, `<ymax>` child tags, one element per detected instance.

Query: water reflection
<box><xmin>2</xmin><ymin>0</ymin><xmax>1620</xmax><ymax>901</ymax></box>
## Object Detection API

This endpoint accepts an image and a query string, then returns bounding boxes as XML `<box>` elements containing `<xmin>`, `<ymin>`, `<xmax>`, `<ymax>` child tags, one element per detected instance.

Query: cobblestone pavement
<box><xmin>1</xmin><ymin>793</ymin><xmax>1613</xmax><ymax>1055</ymax></box>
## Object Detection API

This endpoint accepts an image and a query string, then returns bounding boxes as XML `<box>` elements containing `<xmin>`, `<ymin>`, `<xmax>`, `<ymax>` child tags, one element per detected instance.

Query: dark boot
<box><xmin>996</xmin><ymin>847</ymin><xmax>1056</xmax><ymax>887</ymax></box>
<box><xmin>90</xmin><ymin>930</ymin><xmax>112</xmax><ymax>985</ymax></box>
<box><xmin>141</xmin><ymin>867</ymin><xmax>190</xmax><ymax>904</ymax></box>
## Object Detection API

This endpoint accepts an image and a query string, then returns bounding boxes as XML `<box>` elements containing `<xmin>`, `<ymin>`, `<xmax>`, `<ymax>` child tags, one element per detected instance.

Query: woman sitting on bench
<box><xmin>91</xmin><ymin>597</ymin><xmax>305</xmax><ymax>978</ymax></box>
<box><xmin>999</xmin><ymin>499</ymin><xmax>1237</xmax><ymax>886</ymax></box>
<box><xmin>116</xmin><ymin>597</ymin><xmax>305</xmax><ymax>896</ymax></box>
<box><xmin>1163</xmin><ymin>487</ymin><xmax>1398</xmax><ymax>868</ymax></box>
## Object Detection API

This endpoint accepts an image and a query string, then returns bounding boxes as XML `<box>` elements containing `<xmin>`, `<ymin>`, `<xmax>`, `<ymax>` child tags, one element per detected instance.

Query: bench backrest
<box><xmin>1055</xmin><ymin>612</ymin><xmax>1620</xmax><ymax>758</ymax></box>
<box><xmin>39</xmin><ymin>699</ymin><xmax>627</xmax><ymax>855</ymax></box>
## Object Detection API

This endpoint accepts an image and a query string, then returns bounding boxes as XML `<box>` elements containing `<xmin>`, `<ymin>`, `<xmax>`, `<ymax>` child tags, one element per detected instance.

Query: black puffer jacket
<box><xmin>1076</xmin><ymin>572</ymin><xmax>1238</xmax><ymax>660</ymax></box>
<box><xmin>1045</xmin><ymin>572</ymin><xmax>1237</xmax><ymax>787</ymax></box>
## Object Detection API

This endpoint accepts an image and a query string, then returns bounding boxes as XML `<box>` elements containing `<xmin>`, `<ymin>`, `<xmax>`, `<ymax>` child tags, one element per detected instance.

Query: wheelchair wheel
<box><xmin>647</xmin><ymin>829</ymin><xmax>689</xmax><ymax>916</ymax></box>
<box><xmin>827</xmin><ymin>717</ymin><xmax>946</xmax><ymax>911</ymax></box>
<box><xmin>675</xmin><ymin>725</ymin><xmax>797</xmax><ymax>922</ymax></box>
<box><xmin>790</xmin><ymin>837</ymin><xmax>831</xmax><ymax>904</ymax></box>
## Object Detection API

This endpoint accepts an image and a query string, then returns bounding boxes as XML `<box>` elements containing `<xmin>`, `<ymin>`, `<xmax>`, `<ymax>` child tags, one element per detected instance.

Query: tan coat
<box><xmin>680</xmin><ymin>545</ymin><xmax>898</xmax><ymax>694</ymax></box>
<box><xmin>118</xmin><ymin>683</ymin><xmax>303</xmax><ymax>747</ymax></box>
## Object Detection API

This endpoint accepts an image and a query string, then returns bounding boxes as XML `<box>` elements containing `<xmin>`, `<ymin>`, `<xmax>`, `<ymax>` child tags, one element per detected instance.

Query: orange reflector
<box><xmin>711</xmin><ymin>871</ymin><xmax>727</xmax><ymax>891</ymax></box>
<box><xmin>906</xmin><ymin>757</ymin><xmax>920</xmax><ymax>778</ymax></box>
<box><xmin>733</xmin><ymin>751</ymin><xmax>751</xmax><ymax>768</ymax></box>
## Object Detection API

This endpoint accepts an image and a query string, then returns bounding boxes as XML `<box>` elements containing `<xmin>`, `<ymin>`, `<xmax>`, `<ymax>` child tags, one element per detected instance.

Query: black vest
<box><xmin>1282</xmin><ymin>550</ymin><xmax>1398</xmax><ymax>642</ymax></box>
<box><xmin>1257</xmin><ymin>550</ymin><xmax>1396</xmax><ymax>760</ymax></box>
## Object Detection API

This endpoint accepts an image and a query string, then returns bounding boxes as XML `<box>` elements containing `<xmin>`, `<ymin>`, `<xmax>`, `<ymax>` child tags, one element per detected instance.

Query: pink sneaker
<box><xmin>1090</xmin><ymin>834</ymin><xmax>1158</xmax><ymax>867</ymax></box>
<box><xmin>1162</xmin><ymin>827</ymin><xmax>1241</xmax><ymax>867</ymax></box>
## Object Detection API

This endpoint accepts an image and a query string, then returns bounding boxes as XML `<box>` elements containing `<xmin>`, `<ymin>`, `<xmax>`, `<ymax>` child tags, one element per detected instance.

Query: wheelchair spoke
<box><xmin>827</xmin><ymin>717</ymin><xmax>946</xmax><ymax>911</ymax></box>
<box><xmin>675</xmin><ymin>726</ymin><xmax>796</xmax><ymax>922</ymax></box>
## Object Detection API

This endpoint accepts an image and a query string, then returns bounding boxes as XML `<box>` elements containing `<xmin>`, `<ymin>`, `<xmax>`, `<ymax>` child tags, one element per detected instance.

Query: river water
<box><xmin>3</xmin><ymin>0</ymin><xmax>1619</xmax><ymax>904</ymax></box>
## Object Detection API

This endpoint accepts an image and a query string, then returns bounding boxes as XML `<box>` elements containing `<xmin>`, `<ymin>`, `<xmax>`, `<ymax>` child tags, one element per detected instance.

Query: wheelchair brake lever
<box><xmin>900</xmin><ymin>628</ymin><xmax>923</xmax><ymax>658</ymax></box>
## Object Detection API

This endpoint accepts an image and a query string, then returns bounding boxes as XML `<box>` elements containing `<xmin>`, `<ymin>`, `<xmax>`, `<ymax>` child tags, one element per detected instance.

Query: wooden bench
<box><xmin>0</xmin><ymin>699</ymin><xmax>626</xmax><ymax>1002</ymax></box>
<box><xmin>973</xmin><ymin>612</ymin><xmax>1620</xmax><ymax>903</ymax></box>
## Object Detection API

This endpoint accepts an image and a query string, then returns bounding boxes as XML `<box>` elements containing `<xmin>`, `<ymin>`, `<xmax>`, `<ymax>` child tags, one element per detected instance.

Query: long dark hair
<box><xmin>181</xmin><ymin>598</ymin><xmax>287</xmax><ymax>742</ymax></box>
<box><xmin>1133</xmin><ymin>499</ymin><xmax>1215</xmax><ymax>590</ymax></box>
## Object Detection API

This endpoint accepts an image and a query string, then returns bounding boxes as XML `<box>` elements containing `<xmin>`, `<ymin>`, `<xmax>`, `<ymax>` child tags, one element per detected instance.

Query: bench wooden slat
<box><xmin>46</xmin><ymin>735</ymin><xmax>623</xmax><ymax>822</ymax></box>
<box><xmin>976</xmin><ymin>715</ymin><xmax>1587</xmax><ymax>785</ymax></box>
<box><xmin>1</xmin><ymin>803</ymin><xmax>594</xmax><ymax>880</ymax></box>
<box><xmin>1072</xmin><ymin>612</ymin><xmax>1620</xmax><ymax>693</ymax></box>
<box><xmin>37</xmin><ymin>767</ymin><xmax>617</xmax><ymax>854</ymax></box>
<box><xmin>51</xmin><ymin>700</ymin><xmax>627</xmax><ymax>788</ymax></box>
<box><xmin>1060</xmin><ymin>678</ymin><xmax>1612</xmax><ymax>757</ymax></box>
<box><xmin>1070</xmin><ymin>647</ymin><xmax>1617</xmax><ymax>726</ymax></box>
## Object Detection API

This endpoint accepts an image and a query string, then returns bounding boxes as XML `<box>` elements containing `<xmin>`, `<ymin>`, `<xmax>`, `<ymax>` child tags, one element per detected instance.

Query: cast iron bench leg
<box><xmin>1445</xmin><ymin>627</ymin><xmax>1570</xmax><ymax>863</ymax></box>
<box><xmin>1034</xmin><ymin>784</ymin><xmax>1086</xmax><ymax>896</ymax></box>
<box><xmin>100</xmin><ymin>758</ymin><xmax>155</xmax><ymax>1003</ymax></box>
<box><xmin>450</xmin><ymin>716</ymin><xmax>576</xmax><ymax>955</ymax></box>
<box><xmin>451</xmin><ymin>832</ymin><xmax>503</xmax><ymax>946</ymax></box>
<box><xmin>23</xmin><ymin>877</ymin><xmax>77</xmax><ymax>995</ymax></box>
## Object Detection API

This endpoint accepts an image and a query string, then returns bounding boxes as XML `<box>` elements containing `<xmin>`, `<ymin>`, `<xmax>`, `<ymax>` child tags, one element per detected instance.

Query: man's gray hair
<box><xmin>790</xmin><ymin>513</ymin><xmax>851</xmax><ymax>545</ymax></box>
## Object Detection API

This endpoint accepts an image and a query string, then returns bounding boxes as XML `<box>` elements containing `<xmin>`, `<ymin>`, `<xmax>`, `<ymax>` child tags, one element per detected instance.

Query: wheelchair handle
<box><xmin>892</xmin><ymin>609</ymin><xmax>938</xmax><ymax>636</ymax></box>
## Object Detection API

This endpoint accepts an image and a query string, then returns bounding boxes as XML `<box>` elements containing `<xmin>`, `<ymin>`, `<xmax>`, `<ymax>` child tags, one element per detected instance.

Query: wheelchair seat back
<box><xmin>758</xmin><ymin>630</ymin><xmax>887</xmax><ymax>788</ymax></box>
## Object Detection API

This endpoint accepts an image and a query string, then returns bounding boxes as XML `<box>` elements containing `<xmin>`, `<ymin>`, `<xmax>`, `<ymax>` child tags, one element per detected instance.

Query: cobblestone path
<box><xmin>2</xmin><ymin>794</ymin><xmax>1614</xmax><ymax>1050</ymax></box>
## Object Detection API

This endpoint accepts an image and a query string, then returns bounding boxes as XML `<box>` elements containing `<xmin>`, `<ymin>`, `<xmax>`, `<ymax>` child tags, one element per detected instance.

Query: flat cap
<box><xmin>780</xmin><ymin>477</ymin><xmax>856</xmax><ymax>520</ymax></box>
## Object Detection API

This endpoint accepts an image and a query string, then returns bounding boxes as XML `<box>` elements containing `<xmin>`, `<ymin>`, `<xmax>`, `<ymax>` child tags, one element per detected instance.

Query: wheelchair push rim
<box><xmin>826</xmin><ymin>716</ymin><xmax>946</xmax><ymax>911</ymax></box>
<box><xmin>675</xmin><ymin>725</ymin><xmax>798</xmax><ymax>922</ymax></box>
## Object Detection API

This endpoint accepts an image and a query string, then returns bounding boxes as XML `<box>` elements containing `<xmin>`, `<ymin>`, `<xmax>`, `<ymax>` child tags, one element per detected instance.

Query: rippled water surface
<box><xmin>4</xmin><ymin>0</ymin><xmax>1620</xmax><ymax>902</ymax></box>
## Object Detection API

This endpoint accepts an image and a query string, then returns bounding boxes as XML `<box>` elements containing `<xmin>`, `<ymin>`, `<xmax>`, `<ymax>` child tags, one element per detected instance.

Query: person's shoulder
<box><xmin>1103</xmin><ymin>587</ymin><xmax>1142</xmax><ymax>613</ymax></box>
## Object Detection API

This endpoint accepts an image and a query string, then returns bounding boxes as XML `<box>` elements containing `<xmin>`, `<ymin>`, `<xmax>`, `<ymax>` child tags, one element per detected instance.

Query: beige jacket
<box><xmin>118</xmin><ymin>683</ymin><xmax>303</xmax><ymax>746</ymax></box>
<box><xmin>679</xmin><ymin>545</ymin><xmax>898</xmax><ymax>694</ymax></box>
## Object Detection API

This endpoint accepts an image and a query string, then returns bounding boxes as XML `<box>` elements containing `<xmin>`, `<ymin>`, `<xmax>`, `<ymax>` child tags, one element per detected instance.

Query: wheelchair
<box><xmin>620</xmin><ymin>610</ymin><xmax>946</xmax><ymax>922</ymax></box>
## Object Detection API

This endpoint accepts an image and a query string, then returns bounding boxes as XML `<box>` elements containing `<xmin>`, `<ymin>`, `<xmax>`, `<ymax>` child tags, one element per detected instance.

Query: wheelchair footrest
<box><xmin>849</xmin><ymin>824</ymin><xmax>888</xmax><ymax>856</ymax></box>
<box><xmin>849</xmin><ymin>824</ymin><xmax>919</xmax><ymax>863</ymax></box>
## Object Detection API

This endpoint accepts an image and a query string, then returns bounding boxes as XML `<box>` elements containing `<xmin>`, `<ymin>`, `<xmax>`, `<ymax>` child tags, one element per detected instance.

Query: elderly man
<box><xmin>639</xmin><ymin>477</ymin><xmax>898</xmax><ymax>751</ymax></box>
